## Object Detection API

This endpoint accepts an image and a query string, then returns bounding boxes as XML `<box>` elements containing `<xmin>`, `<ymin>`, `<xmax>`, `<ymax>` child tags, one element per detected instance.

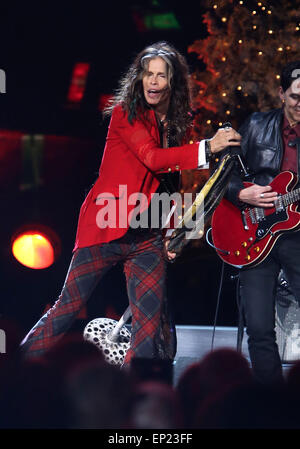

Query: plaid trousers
<box><xmin>20</xmin><ymin>230</ymin><xmax>176</xmax><ymax>365</ymax></box>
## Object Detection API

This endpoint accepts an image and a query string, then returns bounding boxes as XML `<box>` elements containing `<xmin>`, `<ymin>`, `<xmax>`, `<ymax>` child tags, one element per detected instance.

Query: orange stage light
<box><xmin>11</xmin><ymin>226</ymin><xmax>61</xmax><ymax>269</ymax></box>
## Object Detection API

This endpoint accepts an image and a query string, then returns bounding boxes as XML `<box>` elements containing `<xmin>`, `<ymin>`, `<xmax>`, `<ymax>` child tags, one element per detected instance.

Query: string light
<box><xmin>190</xmin><ymin>0</ymin><xmax>298</xmax><ymax>148</ymax></box>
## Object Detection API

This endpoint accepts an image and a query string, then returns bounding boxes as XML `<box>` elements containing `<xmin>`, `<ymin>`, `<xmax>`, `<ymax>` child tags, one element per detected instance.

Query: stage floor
<box><xmin>173</xmin><ymin>325</ymin><xmax>293</xmax><ymax>385</ymax></box>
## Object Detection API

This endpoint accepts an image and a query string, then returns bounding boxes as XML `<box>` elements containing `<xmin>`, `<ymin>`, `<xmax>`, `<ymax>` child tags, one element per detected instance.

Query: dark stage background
<box><xmin>0</xmin><ymin>1</ymin><xmax>240</xmax><ymax>338</ymax></box>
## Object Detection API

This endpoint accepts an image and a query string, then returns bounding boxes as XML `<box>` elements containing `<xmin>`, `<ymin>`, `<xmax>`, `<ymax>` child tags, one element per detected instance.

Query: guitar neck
<box><xmin>247</xmin><ymin>183</ymin><xmax>300</xmax><ymax>225</ymax></box>
<box><xmin>282</xmin><ymin>187</ymin><xmax>300</xmax><ymax>206</ymax></box>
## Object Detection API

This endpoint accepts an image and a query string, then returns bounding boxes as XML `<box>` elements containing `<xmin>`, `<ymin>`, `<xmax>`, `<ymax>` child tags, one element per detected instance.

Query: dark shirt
<box><xmin>281</xmin><ymin>115</ymin><xmax>300</xmax><ymax>173</ymax></box>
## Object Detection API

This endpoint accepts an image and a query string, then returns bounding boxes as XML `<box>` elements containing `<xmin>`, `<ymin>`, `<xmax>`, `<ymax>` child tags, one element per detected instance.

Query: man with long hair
<box><xmin>20</xmin><ymin>42</ymin><xmax>240</xmax><ymax>366</ymax></box>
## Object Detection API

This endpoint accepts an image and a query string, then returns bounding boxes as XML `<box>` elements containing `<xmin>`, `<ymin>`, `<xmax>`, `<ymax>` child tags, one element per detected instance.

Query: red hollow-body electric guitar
<box><xmin>211</xmin><ymin>171</ymin><xmax>300</xmax><ymax>268</ymax></box>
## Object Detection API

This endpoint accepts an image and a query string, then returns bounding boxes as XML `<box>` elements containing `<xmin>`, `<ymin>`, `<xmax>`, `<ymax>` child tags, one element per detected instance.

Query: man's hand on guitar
<box><xmin>238</xmin><ymin>184</ymin><xmax>278</xmax><ymax>207</ymax></box>
<box><xmin>210</xmin><ymin>127</ymin><xmax>242</xmax><ymax>153</ymax></box>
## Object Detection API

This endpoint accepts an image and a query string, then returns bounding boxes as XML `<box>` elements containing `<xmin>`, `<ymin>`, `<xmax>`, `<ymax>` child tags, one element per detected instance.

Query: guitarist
<box><xmin>226</xmin><ymin>61</ymin><xmax>300</xmax><ymax>385</ymax></box>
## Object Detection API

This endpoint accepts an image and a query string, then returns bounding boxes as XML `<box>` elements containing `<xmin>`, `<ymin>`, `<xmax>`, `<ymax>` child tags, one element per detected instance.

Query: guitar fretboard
<box><xmin>282</xmin><ymin>187</ymin><xmax>300</xmax><ymax>206</ymax></box>
<box><xmin>246</xmin><ymin>186</ymin><xmax>300</xmax><ymax>224</ymax></box>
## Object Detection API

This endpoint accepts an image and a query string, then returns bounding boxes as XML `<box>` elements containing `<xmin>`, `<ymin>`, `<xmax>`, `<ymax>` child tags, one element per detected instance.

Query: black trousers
<box><xmin>239</xmin><ymin>231</ymin><xmax>300</xmax><ymax>384</ymax></box>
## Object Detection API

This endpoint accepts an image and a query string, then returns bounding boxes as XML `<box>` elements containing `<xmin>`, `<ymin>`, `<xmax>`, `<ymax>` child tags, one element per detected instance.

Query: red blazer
<box><xmin>74</xmin><ymin>104</ymin><xmax>200</xmax><ymax>250</ymax></box>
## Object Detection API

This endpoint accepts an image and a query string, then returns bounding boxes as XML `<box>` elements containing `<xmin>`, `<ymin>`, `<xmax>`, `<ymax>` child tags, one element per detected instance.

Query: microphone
<box><xmin>221</xmin><ymin>121</ymin><xmax>232</xmax><ymax>130</ymax></box>
<box><xmin>220</xmin><ymin>122</ymin><xmax>250</xmax><ymax>177</ymax></box>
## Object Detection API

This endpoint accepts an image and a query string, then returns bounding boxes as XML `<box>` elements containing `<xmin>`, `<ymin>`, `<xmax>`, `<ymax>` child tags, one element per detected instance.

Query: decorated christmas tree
<box><xmin>189</xmin><ymin>0</ymin><xmax>300</xmax><ymax>138</ymax></box>
<box><xmin>181</xmin><ymin>0</ymin><xmax>300</xmax><ymax>200</ymax></box>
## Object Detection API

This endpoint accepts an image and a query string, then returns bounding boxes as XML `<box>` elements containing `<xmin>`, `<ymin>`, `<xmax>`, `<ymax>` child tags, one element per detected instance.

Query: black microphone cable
<box><xmin>206</xmin><ymin>227</ymin><xmax>226</xmax><ymax>351</ymax></box>
<box><xmin>210</xmin><ymin>258</ymin><xmax>225</xmax><ymax>352</ymax></box>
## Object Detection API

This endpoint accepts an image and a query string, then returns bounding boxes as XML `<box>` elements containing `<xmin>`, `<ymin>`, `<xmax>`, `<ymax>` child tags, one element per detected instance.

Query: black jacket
<box><xmin>226</xmin><ymin>107</ymin><xmax>291</xmax><ymax>206</ymax></box>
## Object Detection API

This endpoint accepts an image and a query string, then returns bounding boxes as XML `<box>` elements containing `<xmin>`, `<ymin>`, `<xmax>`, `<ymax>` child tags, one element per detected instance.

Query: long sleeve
<box><xmin>110</xmin><ymin>105</ymin><xmax>200</xmax><ymax>174</ymax></box>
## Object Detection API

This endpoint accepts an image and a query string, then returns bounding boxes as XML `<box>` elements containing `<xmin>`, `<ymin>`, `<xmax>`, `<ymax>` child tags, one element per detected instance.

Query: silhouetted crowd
<box><xmin>1</xmin><ymin>317</ymin><xmax>300</xmax><ymax>429</ymax></box>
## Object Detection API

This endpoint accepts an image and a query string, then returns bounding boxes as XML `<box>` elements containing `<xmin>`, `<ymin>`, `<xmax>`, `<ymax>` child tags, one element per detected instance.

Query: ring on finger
<box><xmin>260</xmin><ymin>193</ymin><xmax>264</xmax><ymax>198</ymax></box>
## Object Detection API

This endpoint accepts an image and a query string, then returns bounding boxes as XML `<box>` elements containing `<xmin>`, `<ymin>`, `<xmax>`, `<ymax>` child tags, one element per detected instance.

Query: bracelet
<box><xmin>205</xmin><ymin>139</ymin><xmax>212</xmax><ymax>160</ymax></box>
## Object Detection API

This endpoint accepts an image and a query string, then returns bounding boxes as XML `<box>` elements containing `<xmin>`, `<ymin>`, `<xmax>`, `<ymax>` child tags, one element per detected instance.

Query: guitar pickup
<box><xmin>275</xmin><ymin>194</ymin><xmax>284</xmax><ymax>212</ymax></box>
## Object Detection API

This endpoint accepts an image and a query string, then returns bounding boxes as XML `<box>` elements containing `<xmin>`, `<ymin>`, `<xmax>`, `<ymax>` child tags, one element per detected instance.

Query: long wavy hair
<box><xmin>104</xmin><ymin>41</ymin><xmax>193</xmax><ymax>144</ymax></box>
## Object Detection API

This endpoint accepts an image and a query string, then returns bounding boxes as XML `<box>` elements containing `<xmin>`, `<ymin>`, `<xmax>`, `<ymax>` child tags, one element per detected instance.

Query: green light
<box><xmin>144</xmin><ymin>12</ymin><xmax>180</xmax><ymax>30</ymax></box>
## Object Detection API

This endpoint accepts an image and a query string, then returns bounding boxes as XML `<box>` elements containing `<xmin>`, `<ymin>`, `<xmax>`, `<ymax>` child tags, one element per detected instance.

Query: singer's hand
<box><xmin>210</xmin><ymin>128</ymin><xmax>241</xmax><ymax>153</ymax></box>
<box><xmin>164</xmin><ymin>239</ymin><xmax>177</xmax><ymax>262</ymax></box>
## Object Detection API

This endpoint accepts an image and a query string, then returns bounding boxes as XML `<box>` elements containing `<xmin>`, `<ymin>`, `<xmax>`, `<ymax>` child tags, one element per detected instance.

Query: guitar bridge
<box><xmin>254</xmin><ymin>207</ymin><xmax>265</xmax><ymax>223</ymax></box>
<box><xmin>249</xmin><ymin>208</ymin><xmax>256</xmax><ymax>224</ymax></box>
<box><xmin>249</xmin><ymin>207</ymin><xmax>265</xmax><ymax>224</ymax></box>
